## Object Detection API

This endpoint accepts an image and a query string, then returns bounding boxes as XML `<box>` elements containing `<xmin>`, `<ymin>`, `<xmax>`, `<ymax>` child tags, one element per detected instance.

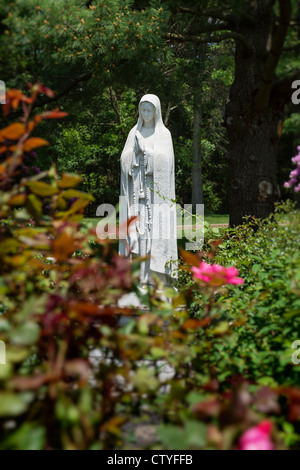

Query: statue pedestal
<box><xmin>117</xmin><ymin>283</ymin><xmax>177</xmax><ymax>310</ymax></box>
<box><xmin>117</xmin><ymin>285</ymin><xmax>150</xmax><ymax>310</ymax></box>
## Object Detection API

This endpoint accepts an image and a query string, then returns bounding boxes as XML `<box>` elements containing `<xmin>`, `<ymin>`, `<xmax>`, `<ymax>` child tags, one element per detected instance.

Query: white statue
<box><xmin>119</xmin><ymin>94</ymin><xmax>177</xmax><ymax>287</ymax></box>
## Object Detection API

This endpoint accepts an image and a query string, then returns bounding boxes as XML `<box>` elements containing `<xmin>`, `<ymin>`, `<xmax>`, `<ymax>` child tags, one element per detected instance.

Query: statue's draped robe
<box><xmin>119</xmin><ymin>94</ymin><xmax>178</xmax><ymax>283</ymax></box>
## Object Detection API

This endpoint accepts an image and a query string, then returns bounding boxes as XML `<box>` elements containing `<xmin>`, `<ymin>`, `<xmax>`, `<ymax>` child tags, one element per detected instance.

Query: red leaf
<box><xmin>40</xmin><ymin>108</ymin><xmax>68</xmax><ymax>119</ymax></box>
<box><xmin>182</xmin><ymin>317</ymin><xmax>211</xmax><ymax>330</ymax></box>
<box><xmin>180</xmin><ymin>248</ymin><xmax>203</xmax><ymax>267</ymax></box>
<box><xmin>0</xmin><ymin>122</ymin><xmax>25</xmax><ymax>140</ymax></box>
<box><xmin>52</xmin><ymin>232</ymin><xmax>75</xmax><ymax>262</ymax></box>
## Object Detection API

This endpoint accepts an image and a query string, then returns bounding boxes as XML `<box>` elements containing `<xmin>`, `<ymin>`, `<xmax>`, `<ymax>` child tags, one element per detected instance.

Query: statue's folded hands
<box><xmin>119</xmin><ymin>94</ymin><xmax>178</xmax><ymax>286</ymax></box>
<box><xmin>135</xmin><ymin>130</ymin><xmax>145</xmax><ymax>154</ymax></box>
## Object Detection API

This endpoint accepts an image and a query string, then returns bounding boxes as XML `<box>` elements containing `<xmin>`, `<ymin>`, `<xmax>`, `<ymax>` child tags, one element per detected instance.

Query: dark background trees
<box><xmin>1</xmin><ymin>0</ymin><xmax>299</xmax><ymax>223</ymax></box>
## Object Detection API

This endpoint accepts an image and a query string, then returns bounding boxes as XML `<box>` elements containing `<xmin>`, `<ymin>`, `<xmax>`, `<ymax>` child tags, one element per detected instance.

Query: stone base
<box><xmin>117</xmin><ymin>284</ymin><xmax>150</xmax><ymax>310</ymax></box>
<box><xmin>117</xmin><ymin>291</ymin><xmax>146</xmax><ymax>309</ymax></box>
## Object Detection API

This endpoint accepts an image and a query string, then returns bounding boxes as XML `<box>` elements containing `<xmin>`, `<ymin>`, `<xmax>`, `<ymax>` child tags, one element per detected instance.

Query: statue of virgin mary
<box><xmin>119</xmin><ymin>94</ymin><xmax>178</xmax><ymax>286</ymax></box>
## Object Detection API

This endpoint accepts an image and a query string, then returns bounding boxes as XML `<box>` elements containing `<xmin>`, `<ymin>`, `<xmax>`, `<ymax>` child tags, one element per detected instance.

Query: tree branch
<box><xmin>191</xmin><ymin>22</ymin><xmax>231</xmax><ymax>34</ymax></box>
<box><xmin>271</xmin><ymin>69</ymin><xmax>300</xmax><ymax>102</ymax></box>
<box><xmin>276</xmin><ymin>18</ymin><xmax>300</xmax><ymax>27</ymax></box>
<box><xmin>108</xmin><ymin>86</ymin><xmax>124</xmax><ymax>135</ymax></box>
<box><xmin>283</xmin><ymin>41</ymin><xmax>300</xmax><ymax>52</ymax></box>
<box><xmin>255</xmin><ymin>0</ymin><xmax>292</xmax><ymax>113</ymax></box>
<box><xmin>35</xmin><ymin>72</ymin><xmax>92</xmax><ymax>107</ymax></box>
<box><xmin>177</xmin><ymin>5</ymin><xmax>257</xmax><ymax>28</ymax></box>
<box><xmin>2</xmin><ymin>72</ymin><xmax>92</xmax><ymax>124</ymax></box>
<box><xmin>177</xmin><ymin>6</ymin><xmax>234</xmax><ymax>23</ymax></box>
<box><xmin>266</xmin><ymin>0</ymin><xmax>277</xmax><ymax>12</ymax></box>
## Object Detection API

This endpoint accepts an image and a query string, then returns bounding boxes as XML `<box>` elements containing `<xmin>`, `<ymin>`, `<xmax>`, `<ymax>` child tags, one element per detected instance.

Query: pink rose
<box><xmin>191</xmin><ymin>261</ymin><xmax>243</xmax><ymax>287</ymax></box>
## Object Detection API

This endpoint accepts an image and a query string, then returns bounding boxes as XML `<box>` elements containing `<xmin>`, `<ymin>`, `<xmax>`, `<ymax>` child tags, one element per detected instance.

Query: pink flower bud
<box><xmin>239</xmin><ymin>420</ymin><xmax>274</xmax><ymax>451</ymax></box>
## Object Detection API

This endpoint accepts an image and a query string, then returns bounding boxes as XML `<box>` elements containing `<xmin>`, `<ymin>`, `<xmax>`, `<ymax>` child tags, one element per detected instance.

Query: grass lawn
<box><xmin>204</xmin><ymin>214</ymin><xmax>229</xmax><ymax>225</ymax></box>
<box><xmin>82</xmin><ymin>214</ymin><xmax>229</xmax><ymax>227</ymax></box>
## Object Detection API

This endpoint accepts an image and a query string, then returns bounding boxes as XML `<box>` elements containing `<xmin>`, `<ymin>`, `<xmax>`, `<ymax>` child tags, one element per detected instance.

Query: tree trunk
<box><xmin>192</xmin><ymin>86</ymin><xmax>204</xmax><ymax>205</ymax></box>
<box><xmin>224</xmin><ymin>2</ymin><xmax>288</xmax><ymax>226</ymax></box>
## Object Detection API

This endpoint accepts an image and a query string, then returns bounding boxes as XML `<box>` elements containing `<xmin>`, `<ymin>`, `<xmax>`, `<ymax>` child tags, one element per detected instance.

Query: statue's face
<box><xmin>140</xmin><ymin>102</ymin><xmax>155</xmax><ymax>124</ymax></box>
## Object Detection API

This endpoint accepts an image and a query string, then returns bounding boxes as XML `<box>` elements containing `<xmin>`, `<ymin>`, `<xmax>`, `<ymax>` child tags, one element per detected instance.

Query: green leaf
<box><xmin>211</xmin><ymin>321</ymin><xmax>229</xmax><ymax>335</ymax></box>
<box><xmin>252</xmin><ymin>264</ymin><xmax>262</xmax><ymax>274</ymax></box>
<box><xmin>0</xmin><ymin>423</ymin><xmax>46</xmax><ymax>450</ymax></box>
<box><xmin>27</xmin><ymin>194</ymin><xmax>42</xmax><ymax>214</ymax></box>
<box><xmin>0</xmin><ymin>238</ymin><xmax>19</xmax><ymax>255</ymax></box>
<box><xmin>256</xmin><ymin>376</ymin><xmax>278</xmax><ymax>387</ymax></box>
<box><xmin>131</xmin><ymin>368</ymin><xmax>159</xmax><ymax>392</ymax></box>
<box><xmin>158</xmin><ymin>421</ymin><xmax>207</xmax><ymax>450</ymax></box>
<box><xmin>6</xmin><ymin>347</ymin><xmax>30</xmax><ymax>363</ymax></box>
<box><xmin>0</xmin><ymin>319</ymin><xmax>10</xmax><ymax>332</ymax></box>
<box><xmin>26</xmin><ymin>181</ymin><xmax>58</xmax><ymax>197</ymax></box>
